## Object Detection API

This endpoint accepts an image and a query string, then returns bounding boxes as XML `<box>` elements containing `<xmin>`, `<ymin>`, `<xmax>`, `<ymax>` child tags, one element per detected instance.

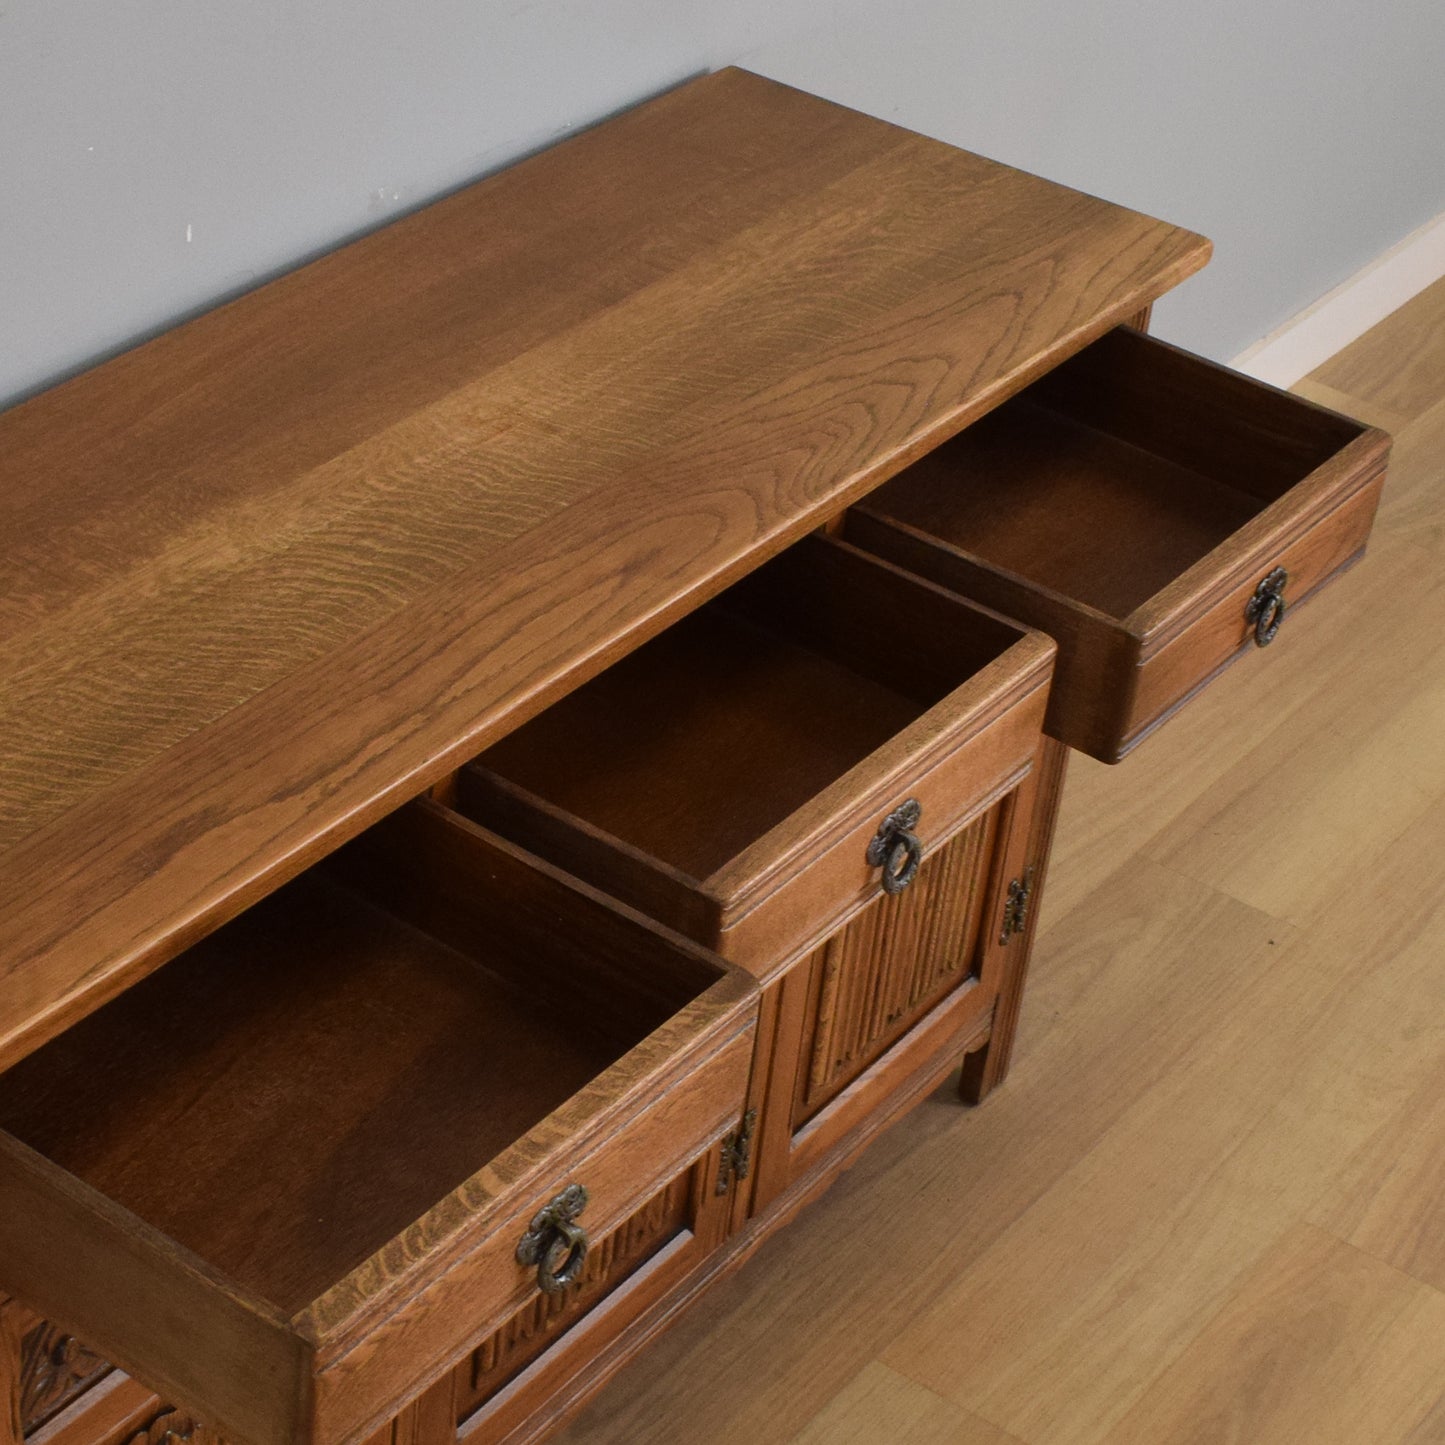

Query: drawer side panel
<box><xmin>0</xmin><ymin>1137</ymin><xmax>307</xmax><ymax>1445</ymax></box>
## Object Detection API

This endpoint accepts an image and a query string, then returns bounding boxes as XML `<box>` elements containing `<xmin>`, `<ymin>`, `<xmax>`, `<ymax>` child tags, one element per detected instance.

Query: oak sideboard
<box><xmin>0</xmin><ymin>67</ymin><xmax>1389</xmax><ymax>1445</ymax></box>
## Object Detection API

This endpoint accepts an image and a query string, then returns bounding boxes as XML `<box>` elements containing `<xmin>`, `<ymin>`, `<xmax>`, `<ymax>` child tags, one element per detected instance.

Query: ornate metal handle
<box><xmin>1244</xmin><ymin>567</ymin><xmax>1288</xmax><ymax>647</ymax></box>
<box><xmin>867</xmin><ymin>799</ymin><xmax>924</xmax><ymax>895</ymax></box>
<box><xmin>516</xmin><ymin>1184</ymin><xmax>590</xmax><ymax>1295</ymax></box>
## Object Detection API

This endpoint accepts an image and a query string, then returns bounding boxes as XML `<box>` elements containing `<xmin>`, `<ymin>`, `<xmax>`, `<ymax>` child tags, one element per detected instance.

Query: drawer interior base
<box><xmin>877</xmin><ymin>398</ymin><xmax>1263</xmax><ymax>617</ymax></box>
<box><xmin>477</xmin><ymin>607</ymin><xmax>926</xmax><ymax>882</ymax></box>
<box><xmin>471</xmin><ymin>533</ymin><xmax>1031</xmax><ymax>896</ymax></box>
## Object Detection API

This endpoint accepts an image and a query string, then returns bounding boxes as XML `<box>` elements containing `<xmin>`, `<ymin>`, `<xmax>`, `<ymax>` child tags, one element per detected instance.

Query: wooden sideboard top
<box><xmin>0</xmin><ymin>66</ymin><xmax>1209</xmax><ymax>1068</ymax></box>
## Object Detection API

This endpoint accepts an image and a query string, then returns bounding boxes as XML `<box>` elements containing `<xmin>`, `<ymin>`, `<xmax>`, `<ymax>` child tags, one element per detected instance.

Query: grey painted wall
<box><xmin>3</xmin><ymin>0</ymin><xmax>1443</xmax><ymax>409</ymax></box>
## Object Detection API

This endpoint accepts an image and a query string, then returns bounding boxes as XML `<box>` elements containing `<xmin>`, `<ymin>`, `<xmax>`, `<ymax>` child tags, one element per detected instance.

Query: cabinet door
<box><xmin>453</xmin><ymin>1146</ymin><xmax>734</xmax><ymax>1445</ymax></box>
<box><xmin>749</xmin><ymin>772</ymin><xmax>1036</xmax><ymax>1216</ymax></box>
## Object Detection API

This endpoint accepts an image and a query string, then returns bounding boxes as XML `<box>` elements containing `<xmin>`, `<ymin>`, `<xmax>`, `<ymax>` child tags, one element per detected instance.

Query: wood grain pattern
<box><xmin>1356</xmin><ymin>391</ymin><xmax>1445</xmax><ymax>554</ymax></box>
<box><xmin>1105</xmin><ymin>1225</ymin><xmax>1445</xmax><ymax>1445</ymax></box>
<box><xmin>1308</xmin><ymin>272</ymin><xmax>1445</xmax><ymax>426</ymax></box>
<box><xmin>1292</xmin><ymin>377</ymin><xmax>1412</xmax><ymax>435</ymax></box>
<box><xmin>1404</xmin><ymin>1395</ymin><xmax>1445</xmax><ymax>1445</ymax></box>
<box><xmin>788</xmin><ymin>1363</ymin><xmax>1021</xmax><ymax>1445</ymax></box>
<box><xmin>0</xmin><ymin>67</ymin><xmax>1209</xmax><ymax>1069</ymax></box>
<box><xmin>1311</xmin><ymin>1050</ymin><xmax>1445</xmax><ymax>1296</ymax></box>
<box><xmin>880</xmin><ymin>767</ymin><xmax>1445</xmax><ymax>1444</ymax></box>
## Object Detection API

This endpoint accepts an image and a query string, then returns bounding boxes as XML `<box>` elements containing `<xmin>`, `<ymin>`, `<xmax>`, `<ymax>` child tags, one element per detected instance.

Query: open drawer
<box><xmin>456</xmin><ymin>532</ymin><xmax>1055</xmax><ymax>976</ymax></box>
<box><xmin>0</xmin><ymin>802</ymin><xmax>756</xmax><ymax>1445</ymax></box>
<box><xmin>455</xmin><ymin>533</ymin><xmax>1052</xmax><ymax>1222</ymax></box>
<box><xmin>846</xmin><ymin>326</ymin><xmax>1391</xmax><ymax>761</ymax></box>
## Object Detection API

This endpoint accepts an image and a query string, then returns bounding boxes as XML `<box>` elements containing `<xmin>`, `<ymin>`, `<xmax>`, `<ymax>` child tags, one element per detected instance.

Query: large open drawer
<box><xmin>846</xmin><ymin>326</ymin><xmax>1391</xmax><ymax>761</ymax></box>
<box><xmin>0</xmin><ymin>803</ymin><xmax>756</xmax><ymax>1445</ymax></box>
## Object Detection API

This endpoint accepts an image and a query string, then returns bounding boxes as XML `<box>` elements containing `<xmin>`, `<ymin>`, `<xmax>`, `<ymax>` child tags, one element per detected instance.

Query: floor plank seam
<box><xmin>1300</xmin><ymin>1223</ymin><xmax>1445</xmax><ymax>1306</ymax></box>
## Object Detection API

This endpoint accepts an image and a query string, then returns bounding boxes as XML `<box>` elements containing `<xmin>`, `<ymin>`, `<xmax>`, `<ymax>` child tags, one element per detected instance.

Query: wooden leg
<box><xmin>1125</xmin><ymin>303</ymin><xmax>1153</xmax><ymax>331</ymax></box>
<box><xmin>959</xmin><ymin>736</ymin><xmax>1070</xmax><ymax>1103</ymax></box>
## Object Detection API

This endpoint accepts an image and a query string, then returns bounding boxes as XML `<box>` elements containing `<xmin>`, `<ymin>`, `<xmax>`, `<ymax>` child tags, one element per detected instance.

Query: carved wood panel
<box><xmin>796</xmin><ymin>806</ymin><xmax>999</xmax><ymax>1122</ymax></box>
<box><xmin>455</xmin><ymin>1168</ymin><xmax>694</xmax><ymax>1416</ymax></box>
<box><xmin>17</xmin><ymin>1324</ymin><xmax>112</xmax><ymax>1436</ymax></box>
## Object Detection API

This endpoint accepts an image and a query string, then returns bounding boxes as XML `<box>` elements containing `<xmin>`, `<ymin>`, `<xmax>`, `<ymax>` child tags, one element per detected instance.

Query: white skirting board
<box><xmin>1232</xmin><ymin>209</ymin><xmax>1445</xmax><ymax>387</ymax></box>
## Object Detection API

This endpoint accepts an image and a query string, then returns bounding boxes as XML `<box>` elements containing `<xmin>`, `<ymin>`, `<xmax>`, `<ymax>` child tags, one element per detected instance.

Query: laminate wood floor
<box><xmin>553</xmin><ymin>284</ymin><xmax>1445</xmax><ymax>1445</ymax></box>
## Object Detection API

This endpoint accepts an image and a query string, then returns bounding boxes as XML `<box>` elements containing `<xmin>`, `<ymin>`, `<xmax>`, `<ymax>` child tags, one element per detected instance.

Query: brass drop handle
<box><xmin>1245</xmin><ymin>567</ymin><xmax>1288</xmax><ymax>647</ymax></box>
<box><xmin>516</xmin><ymin>1183</ymin><xmax>590</xmax><ymax>1295</ymax></box>
<box><xmin>867</xmin><ymin>799</ymin><xmax>924</xmax><ymax>895</ymax></box>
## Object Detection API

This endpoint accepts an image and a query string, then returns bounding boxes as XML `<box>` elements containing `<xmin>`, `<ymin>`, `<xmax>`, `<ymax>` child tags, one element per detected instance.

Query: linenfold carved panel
<box><xmin>457</xmin><ymin>1169</ymin><xmax>692</xmax><ymax>1415</ymax></box>
<box><xmin>798</xmin><ymin>807</ymin><xmax>998</xmax><ymax>1120</ymax></box>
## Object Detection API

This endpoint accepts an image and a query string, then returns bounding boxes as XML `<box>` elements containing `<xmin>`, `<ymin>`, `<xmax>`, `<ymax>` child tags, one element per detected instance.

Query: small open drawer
<box><xmin>846</xmin><ymin>327</ymin><xmax>1391</xmax><ymax>761</ymax></box>
<box><xmin>456</xmin><ymin>533</ymin><xmax>1055</xmax><ymax>976</ymax></box>
<box><xmin>0</xmin><ymin>802</ymin><xmax>756</xmax><ymax>1445</ymax></box>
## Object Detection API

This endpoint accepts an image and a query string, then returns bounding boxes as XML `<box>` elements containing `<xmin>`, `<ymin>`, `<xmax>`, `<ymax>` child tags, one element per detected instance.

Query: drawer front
<box><xmin>1122</xmin><ymin>470</ymin><xmax>1385</xmax><ymax>752</ymax></box>
<box><xmin>847</xmin><ymin>327</ymin><xmax>1391</xmax><ymax>763</ymax></box>
<box><xmin>712</xmin><ymin>666</ymin><xmax>1048</xmax><ymax>974</ymax></box>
